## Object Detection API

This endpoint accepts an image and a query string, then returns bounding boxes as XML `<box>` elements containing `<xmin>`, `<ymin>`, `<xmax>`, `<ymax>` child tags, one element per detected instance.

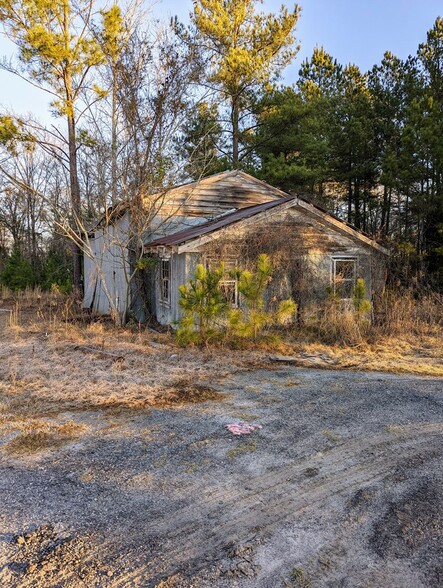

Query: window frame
<box><xmin>218</xmin><ymin>278</ymin><xmax>239</xmax><ymax>308</ymax></box>
<box><xmin>159</xmin><ymin>258</ymin><xmax>171</xmax><ymax>307</ymax></box>
<box><xmin>204</xmin><ymin>256</ymin><xmax>239</xmax><ymax>308</ymax></box>
<box><xmin>332</xmin><ymin>256</ymin><xmax>357</xmax><ymax>300</ymax></box>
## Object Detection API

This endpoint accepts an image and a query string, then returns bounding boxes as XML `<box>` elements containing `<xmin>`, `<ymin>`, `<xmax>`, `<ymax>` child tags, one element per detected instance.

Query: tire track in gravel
<box><xmin>152</xmin><ymin>424</ymin><xmax>443</xmax><ymax>534</ymax></box>
<box><xmin>113</xmin><ymin>425</ymin><xmax>443</xmax><ymax>584</ymax></box>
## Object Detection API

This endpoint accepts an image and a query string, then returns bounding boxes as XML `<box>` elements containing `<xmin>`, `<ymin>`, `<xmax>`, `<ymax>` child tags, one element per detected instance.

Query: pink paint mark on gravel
<box><xmin>226</xmin><ymin>423</ymin><xmax>262</xmax><ymax>436</ymax></box>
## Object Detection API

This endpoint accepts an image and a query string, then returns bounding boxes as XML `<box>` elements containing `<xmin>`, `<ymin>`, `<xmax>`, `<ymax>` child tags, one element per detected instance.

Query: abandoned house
<box><xmin>82</xmin><ymin>170</ymin><xmax>388</xmax><ymax>325</ymax></box>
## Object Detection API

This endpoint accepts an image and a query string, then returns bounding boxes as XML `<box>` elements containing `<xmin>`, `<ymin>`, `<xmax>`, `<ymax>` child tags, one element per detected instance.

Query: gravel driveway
<box><xmin>1</xmin><ymin>367</ymin><xmax>442</xmax><ymax>587</ymax></box>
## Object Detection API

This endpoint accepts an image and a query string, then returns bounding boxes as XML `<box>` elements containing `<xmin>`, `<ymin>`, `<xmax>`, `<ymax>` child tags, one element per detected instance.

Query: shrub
<box><xmin>228</xmin><ymin>254</ymin><xmax>296</xmax><ymax>340</ymax></box>
<box><xmin>177</xmin><ymin>255</ymin><xmax>296</xmax><ymax>345</ymax></box>
<box><xmin>306</xmin><ymin>278</ymin><xmax>372</xmax><ymax>346</ymax></box>
<box><xmin>373</xmin><ymin>289</ymin><xmax>442</xmax><ymax>336</ymax></box>
<box><xmin>1</xmin><ymin>248</ymin><xmax>35</xmax><ymax>291</ymax></box>
<box><xmin>352</xmin><ymin>277</ymin><xmax>371</xmax><ymax>314</ymax></box>
<box><xmin>177</xmin><ymin>263</ymin><xmax>228</xmax><ymax>345</ymax></box>
<box><xmin>40</xmin><ymin>250</ymin><xmax>72</xmax><ymax>293</ymax></box>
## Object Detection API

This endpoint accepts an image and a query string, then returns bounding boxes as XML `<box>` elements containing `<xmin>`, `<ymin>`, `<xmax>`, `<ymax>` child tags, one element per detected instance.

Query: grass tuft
<box><xmin>3</xmin><ymin>420</ymin><xmax>86</xmax><ymax>455</ymax></box>
<box><xmin>226</xmin><ymin>439</ymin><xmax>257</xmax><ymax>459</ymax></box>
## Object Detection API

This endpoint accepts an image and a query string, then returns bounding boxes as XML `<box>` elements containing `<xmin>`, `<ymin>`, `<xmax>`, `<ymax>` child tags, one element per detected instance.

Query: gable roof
<box><xmin>91</xmin><ymin>170</ymin><xmax>283</xmax><ymax>234</ymax></box>
<box><xmin>147</xmin><ymin>196</ymin><xmax>296</xmax><ymax>248</ymax></box>
<box><xmin>145</xmin><ymin>190</ymin><xmax>388</xmax><ymax>255</ymax></box>
<box><xmin>144</xmin><ymin>170</ymin><xmax>283</xmax><ymax>217</ymax></box>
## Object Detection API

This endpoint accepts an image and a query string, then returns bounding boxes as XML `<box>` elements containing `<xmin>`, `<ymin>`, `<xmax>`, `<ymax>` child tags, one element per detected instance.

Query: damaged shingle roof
<box><xmin>145</xmin><ymin>196</ymin><xmax>296</xmax><ymax>248</ymax></box>
<box><xmin>144</xmin><ymin>170</ymin><xmax>283</xmax><ymax>217</ymax></box>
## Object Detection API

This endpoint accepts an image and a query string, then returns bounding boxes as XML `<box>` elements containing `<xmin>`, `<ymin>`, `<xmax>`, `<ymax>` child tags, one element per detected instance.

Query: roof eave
<box><xmin>145</xmin><ymin>197</ymin><xmax>388</xmax><ymax>256</ymax></box>
<box><xmin>295</xmin><ymin>199</ymin><xmax>389</xmax><ymax>255</ymax></box>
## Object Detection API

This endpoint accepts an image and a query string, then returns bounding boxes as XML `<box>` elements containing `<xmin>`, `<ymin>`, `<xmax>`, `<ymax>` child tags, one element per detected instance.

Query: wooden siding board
<box><xmin>84</xmin><ymin>216</ymin><xmax>131</xmax><ymax>317</ymax></box>
<box><xmin>168</xmin><ymin>200</ymin><xmax>387</xmax><ymax>255</ymax></box>
<box><xmin>181</xmin><ymin>208</ymin><xmax>379</xmax><ymax>305</ymax></box>
<box><xmin>155</xmin><ymin>252</ymin><xmax>191</xmax><ymax>326</ymax></box>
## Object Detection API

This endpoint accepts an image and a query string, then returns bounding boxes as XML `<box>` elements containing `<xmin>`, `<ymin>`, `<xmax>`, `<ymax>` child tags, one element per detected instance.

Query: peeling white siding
<box><xmin>82</xmin><ymin>215</ymin><xmax>131</xmax><ymax>318</ymax></box>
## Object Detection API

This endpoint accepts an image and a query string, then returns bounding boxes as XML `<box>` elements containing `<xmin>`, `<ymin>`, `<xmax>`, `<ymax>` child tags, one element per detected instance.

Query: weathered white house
<box><xmin>82</xmin><ymin>170</ymin><xmax>388</xmax><ymax>325</ymax></box>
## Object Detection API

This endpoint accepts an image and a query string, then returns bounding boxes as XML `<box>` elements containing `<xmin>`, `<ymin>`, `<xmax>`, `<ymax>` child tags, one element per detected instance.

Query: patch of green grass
<box><xmin>226</xmin><ymin>439</ymin><xmax>257</xmax><ymax>459</ymax></box>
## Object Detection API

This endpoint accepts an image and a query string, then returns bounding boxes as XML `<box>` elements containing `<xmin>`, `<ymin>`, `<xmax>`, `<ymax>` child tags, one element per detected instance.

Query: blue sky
<box><xmin>0</xmin><ymin>0</ymin><xmax>442</xmax><ymax>122</ymax></box>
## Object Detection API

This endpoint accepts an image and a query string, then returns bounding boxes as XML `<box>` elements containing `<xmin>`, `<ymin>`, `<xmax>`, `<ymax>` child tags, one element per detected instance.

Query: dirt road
<box><xmin>1</xmin><ymin>367</ymin><xmax>442</xmax><ymax>587</ymax></box>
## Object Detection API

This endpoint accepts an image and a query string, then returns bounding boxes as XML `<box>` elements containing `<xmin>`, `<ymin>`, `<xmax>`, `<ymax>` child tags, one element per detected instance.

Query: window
<box><xmin>205</xmin><ymin>257</ymin><xmax>239</xmax><ymax>308</ymax></box>
<box><xmin>159</xmin><ymin>259</ymin><xmax>171</xmax><ymax>305</ymax></box>
<box><xmin>219</xmin><ymin>280</ymin><xmax>238</xmax><ymax>307</ymax></box>
<box><xmin>332</xmin><ymin>257</ymin><xmax>356</xmax><ymax>299</ymax></box>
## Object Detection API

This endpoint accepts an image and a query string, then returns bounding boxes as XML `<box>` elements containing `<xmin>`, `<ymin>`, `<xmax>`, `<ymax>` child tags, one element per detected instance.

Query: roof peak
<box><xmin>160</xmin><ymin>169</ymin><xmax>288</xmax><ymax>194</ymax></box>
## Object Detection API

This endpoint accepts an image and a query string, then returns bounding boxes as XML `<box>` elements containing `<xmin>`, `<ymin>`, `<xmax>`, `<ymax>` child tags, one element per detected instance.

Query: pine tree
<box><xmin>191</xmin><ymin>0</ymin><xmax>300</xmax><ymax>168</ymax></box>
<box><xmin>0</xmin><ymin>0</ymin><xmax>117</xmax><ymax>291</ymax></box>
<box><xmin>1</xmin><ymin>248</ymin><xmax>34</xmax><ymax>290</ymax></box>
<box><xmin>253</xmin><ymin>87</ymin><xmax>320</xmax><ymax>192</ymax></box>
<box><xmin>368</xmin><ymin>52</ymin><xmax>408</xmax><ymax>236</ymax></box>
<box><xmin>178</xmin><ymin>102</ymin><xmax>228</xmax><ymax>179</ymax></box>
<box><xmin>178</xmin><ymin>263</ymin><xmax>227</xmax><ymax>344</ymax></box>
<box><xmin>417</xmin><ymin>18</ymin><xmax>443</xmax><ymax>286</ymax></box>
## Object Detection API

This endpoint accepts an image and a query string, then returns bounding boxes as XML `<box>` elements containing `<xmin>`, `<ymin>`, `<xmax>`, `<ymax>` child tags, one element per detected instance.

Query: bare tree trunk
<box><xmin>381</xmin><ymin>185</ymin><xmax>388</xmax><ymax>236</ymax></box>
<box><xmin>67</xmin><ymin>110</ymin><xmax>83</xmax><ymax>293</ymax></box>
<box><xmin>354</xmin><ymin>179</ymin><xmax>361</xmax><ymax>229</ymax></box>
<box><xmin>63</xmin><ymin>0</ymin><xmax>82</xmax><ymax>293</ymax></box>
<box><xmin>111</xmin><ymin>70</ymin><xmax>118</xmax><ymax>205</ymax></box>
<box><xmin>347</xmin><ymin>178</ymin><xmax>353</xmax><ymax>224</ymax></box>
<box><xmin>386</xmin><ymin>187</ymin><xmax>391</xmax><ymax>236</ymax></box>
<box><xmin>232</xmin><ymin>97</ymin><xmax>239</xmax><ymax>168</ymax></box>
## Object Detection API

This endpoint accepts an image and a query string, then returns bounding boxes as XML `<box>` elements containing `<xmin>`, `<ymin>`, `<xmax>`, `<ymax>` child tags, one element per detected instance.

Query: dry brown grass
<box><xmin>374</xmin><ymin>290</ymin><xmax>442</xmax><ymax>336</ymax></box>
<box><xmin>152</xmin><ymin>378</ymin><xmax>225</xmax><ymax>406</ymax></box>
<box><xmin>0</xmin><ymin>287</ymin><xmax>441</xmax><ymax>458</ymax></box>
<box><xmin>3</xmin><ymin>420</ymin><xmax>87</xmax><ymax>455</ymax></box>
<box><xmin>0</xmin><ymin>290</ymin><xmax>238</xmax><ymax>456</ymax></box>
<box><xmin>286</xmin><ymin>289</ymin><xmax>443</xmax><ymax>376</ymax></box>
<box><xmin>297</xmin><ymin>290</ymin><xmax>442</xmax><ymax>349</ymax></box>
<box><xmin>292</xmin><ymin>334</ymin><xmax>443</xmax><ymax>376</ymax></box>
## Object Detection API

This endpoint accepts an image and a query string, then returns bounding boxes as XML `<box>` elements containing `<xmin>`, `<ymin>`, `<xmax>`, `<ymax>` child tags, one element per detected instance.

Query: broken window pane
<box><xmin>335</xmin><ymin>260</ymin><xmax>355</xmax><ymax>281</ymax></box>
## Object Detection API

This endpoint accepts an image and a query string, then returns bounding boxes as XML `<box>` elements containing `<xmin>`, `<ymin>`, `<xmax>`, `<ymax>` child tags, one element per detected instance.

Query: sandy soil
<box><xmin>0</xmin><ymin>323</ymin><xmax>442</xmax><ymax>587</ymax></box>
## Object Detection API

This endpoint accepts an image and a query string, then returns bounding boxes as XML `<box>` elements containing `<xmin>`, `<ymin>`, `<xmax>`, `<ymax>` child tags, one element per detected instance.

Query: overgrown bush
<box><xmin>304</xmin><ymin>283</ymin><xmax>442</xmax><ymax>346</ymax></box>
<box><xmin>177</xmin><ymin>263</ymin><xmax>228</xmax><ymax>345</ymax></box>
<box><xmin>228</xmin><ymin>254</ymin><xmax>296</xmax><ymax>340</ymax></box>
<box><xmin>314</xmin><ymin>302</ymin><xmax>368</xmax><ymax>345</ymax></box>
<box><xmin>0</xmin><ymin>247</ymin><xmax>72</xmax><ymax>293</ymax></box>
<box><xmin>0</xmin><ymin>248</ymin><xmax>35</xmax><ymax>290</ymax></box>
<box><xmin>40</xmin><ymin>249</ymin><xmax>72</xmax><ymax>294</ymax></box>
<box><xmin>373</xmin><ymin>289</ymin><xmax>443</xmax><ymax>336</ymax></box>
<box><xmin>308</xmin><ymin>278</ymin><xmax>372</xmax><ymax>346</ymax></box>
<box><xmin>352</xmin><ymin>277</ymin><xmax>372</xmax><ymax>314</ymax></box>
<box><xmin>177</xmin><ymin>254</ymin><xmax>296</xmax><ymax>345</ymax></box>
